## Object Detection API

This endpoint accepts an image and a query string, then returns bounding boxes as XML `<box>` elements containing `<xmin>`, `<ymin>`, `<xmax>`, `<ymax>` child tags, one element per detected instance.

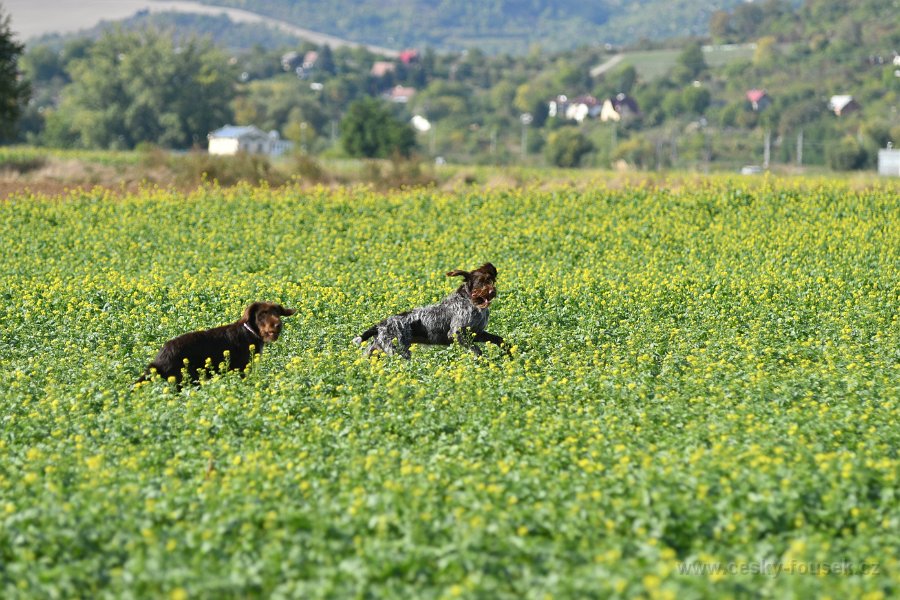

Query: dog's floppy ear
<box><xmin>275</xmin><ymin>305</ymin><xmax>296</xmax><ymax>317</ymax></box>
<box><xmin>476</xmin><ymin>263</ymin><xmax>497</xmax><ymax>279</ymax></box>
<box><xmin>446</xmin><ymin>269</ymin><xmax>470</xmax><ymax>279</ymax></box>
<box><xmin>242</xmin><ymin>302</ymin><xmax>264</xmax><ymax>323</ymax></box>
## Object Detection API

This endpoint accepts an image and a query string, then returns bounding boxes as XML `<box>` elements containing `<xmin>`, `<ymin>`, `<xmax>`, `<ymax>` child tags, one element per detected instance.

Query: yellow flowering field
<box><xmin>1</xmin><ymin>177</ymin><xmax>898</xmax><ymax>598</ymax></box>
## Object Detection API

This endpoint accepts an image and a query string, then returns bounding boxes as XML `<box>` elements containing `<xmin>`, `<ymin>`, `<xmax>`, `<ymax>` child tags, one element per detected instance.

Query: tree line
<box><xmin>2</xmin><ymin>0</ymin><xmax>897</xmax><ymax>170</ymax></box>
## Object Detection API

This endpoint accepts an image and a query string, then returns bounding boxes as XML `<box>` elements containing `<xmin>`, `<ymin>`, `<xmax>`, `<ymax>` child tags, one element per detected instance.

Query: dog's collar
<box><xmin>243</xmin><ymin>322</ymin><xmax>262</xmax><ymax>340</ymax></box>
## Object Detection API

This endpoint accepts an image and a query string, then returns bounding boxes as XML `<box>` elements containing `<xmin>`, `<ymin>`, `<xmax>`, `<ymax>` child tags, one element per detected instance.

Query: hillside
<box><xmin>28</xmin><ymin>12</ymin><xmax>304</xmax><ymax>52</ymax></box>
<box><xmin>194</xmin><ymin>0</ymin><xmax>789</xmax><ymax>53</ymax></box>
<box><xmin>11</xmin><ymin>0</ymin><xmax>899</xmax><ymax>174</ymax></box>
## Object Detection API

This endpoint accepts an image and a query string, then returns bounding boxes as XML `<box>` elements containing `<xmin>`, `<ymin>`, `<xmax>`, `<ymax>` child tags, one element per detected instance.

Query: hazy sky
<box><xmin>3</xmin><ymin>0</ymin><xmax>398</xmax><ymax>55</ymax></box>
<box><xmin>3</xmin><ymin>1</ymin><xmax>230</xmax><ymax>41</ymax></box>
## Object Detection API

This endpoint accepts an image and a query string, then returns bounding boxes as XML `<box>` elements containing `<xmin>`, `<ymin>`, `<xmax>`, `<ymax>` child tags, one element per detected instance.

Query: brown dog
<box><xmin>137</xmin><ymin>302</ymin><xmax>295</xmax><ymax>385</ymax></box>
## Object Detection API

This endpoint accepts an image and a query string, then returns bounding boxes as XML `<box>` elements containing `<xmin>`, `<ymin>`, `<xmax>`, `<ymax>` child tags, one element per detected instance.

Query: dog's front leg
<box><xmin>473</xmin><ymin>331</ymin><xmax>511</xmax><ymax>355</ymax></box>
<box><xmin>473</xmin><ymin>331</ymin><xmax>504</xmax><ymax>346</ymax></box>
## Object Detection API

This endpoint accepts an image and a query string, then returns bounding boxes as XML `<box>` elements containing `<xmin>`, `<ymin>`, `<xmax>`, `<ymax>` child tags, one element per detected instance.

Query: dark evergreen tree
<box><xmin>0</xmin><ymin>6</ymin><xmax>30</xmax><ymax>140</ymax></box>
<box><xmin>340</xmin><ymin>97</ymin><xmax>415</xmax><ymax>158</ymax></box>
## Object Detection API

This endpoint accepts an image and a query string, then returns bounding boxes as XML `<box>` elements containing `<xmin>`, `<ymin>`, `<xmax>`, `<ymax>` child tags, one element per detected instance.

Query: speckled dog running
<box><xmin>353</xmin><ymin>263</ymin><xmax>507</xmax><ymax>358</ymax></box>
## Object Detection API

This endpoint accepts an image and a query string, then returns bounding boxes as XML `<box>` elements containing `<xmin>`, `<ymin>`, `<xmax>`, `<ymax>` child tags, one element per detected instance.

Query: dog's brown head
<box><xmin>447</xmin><ymin>263</ymin><xmax>498</xmax><ymax>310</ymax></box>
<box><xmin>242</xmin><ymin>302</ymin><xmax>296</xmax><ymax>342</ymax></box>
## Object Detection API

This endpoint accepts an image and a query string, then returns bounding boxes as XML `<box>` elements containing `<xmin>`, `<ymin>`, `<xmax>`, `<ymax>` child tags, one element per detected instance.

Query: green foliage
<box><xmin>753</xmin><ymin>36</ymin><xmax>780</xmax><ymax>68</ymax></box>
<box><xmin>234</xmin><ymin>79</ymin><xmax>329</xmax><ymax>147</ymax></box>
<box><xmin>13</xmin><ymin>0</ymin><xmax>900</xmax><ymax>172</ymax></box>
<box><xmin>169</xmin><ymin>152</ymin><xmax>286</xmax><ymax>186</ymax></box>
<box><xmin>47</xmin><ymin>29</ymin><xmax>235</xmax><ymax>149</ymax></box>
<box><xmin>826</xmin><ymin>135</ymin><xmax>868</xmax><ymax>171</ymax></box>
<box><xmin>613</xmin><ymin>136</ymin><xmax>656</xmax><ymax>169</ymax></box>
<box><xmin>0</xmin><ymin>6</ymin><xmax>29</xmax><ymax>140</ymax></box>
<box><xmin>776</xmin><ymin>97</ymin><xmax>824</xmax><ymax>136</ymax></box>
<box><xmin>291</xmin><ymin>153</ymin><xmax>329</xmax><ymax>183</ymax></box>
<box><xmin>615</xmin><ymin>65</ymin><xmax>638</xmax><ymax>95</ymax></box>
<box><xmin>0</xmin><ymin>154</ymin><xmax>44</xmax><ymax>174</ymax></box>
<box><xmin>191</xmin><ymin>0</ymin><xmax>808</xmax><ymax>51</ymax></box>
<box><xmin>30</xmin><ymin>12</ymin><xmax>304</xmax><ymax>52</ymax></box>
<box><xmin>672</xmin><ymin>42</ymin><xmax>707</xmax><ymax>83</ymax></box>
<box><xmin>340</xmin><ymin>97</ymin><xmax>416</xmax><ymax>158</ymax></box>
<box><xmin>192</xmin><ymin>0</ymin><xmax>618</xmax><ymax>53</ymax></box>
<box><xmin>681</xmin><ymin>85</ymin><xmax>712</xmax><ymax>116</ymax></box>
<box><xmin>710</xmin><ymin>1</ymin><xmax>797</xmax><ymax>43</ymax></box>
<box><xmin>544</xmin><ymin>127</ymin><xmax>594</xmax><ymax>167</ymax></box>
<box><xmin>1</xmin><ymin>180</ymin><xmax>899</xmax><ymax>597</ymax></box>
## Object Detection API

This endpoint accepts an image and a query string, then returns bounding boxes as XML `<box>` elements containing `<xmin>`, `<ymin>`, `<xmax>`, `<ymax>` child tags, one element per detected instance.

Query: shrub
<box><xmin>545</xmin><ymin>127</ymin><xmax>594</xmax><ymax>167</ymax></box>
<box><xmin>826</xmin><ymin>135</ymin><xmax>867</xmax><ymax>171</ymax></box>
<box><xmin>172</xmin><ymin>152</ymin><xmax>287</xmax><ymax>186</ymax></box>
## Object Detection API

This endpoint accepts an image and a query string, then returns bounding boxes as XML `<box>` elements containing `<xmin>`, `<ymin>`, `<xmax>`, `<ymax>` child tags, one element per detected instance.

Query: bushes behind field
<box><xmin>137</xmin><ymin>146</ymin><xmax>434</xmax><ymax>189</ymax></box>
<box><xmin>162</xmin><ymin>151</ymin><xmax>288</xmax><ymax>187</ymax></box>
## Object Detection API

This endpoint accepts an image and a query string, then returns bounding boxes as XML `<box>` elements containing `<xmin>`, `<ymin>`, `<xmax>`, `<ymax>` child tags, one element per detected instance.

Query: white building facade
<box><xmin>208</xmin><ymin>126</ymin><xmax>294</xmax><ymax>157</ymax></box>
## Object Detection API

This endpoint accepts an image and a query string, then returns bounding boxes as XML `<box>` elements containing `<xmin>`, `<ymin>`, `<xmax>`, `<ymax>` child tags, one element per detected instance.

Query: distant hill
<box><xmin>193</xmin><ymin>0</ymin><xmax>801</xmax><ymax>53</ymax></box>
<box><xmin>29</xmin><ymin>12</ymin><xmax>304</xmax><ymax>52</ymax></box>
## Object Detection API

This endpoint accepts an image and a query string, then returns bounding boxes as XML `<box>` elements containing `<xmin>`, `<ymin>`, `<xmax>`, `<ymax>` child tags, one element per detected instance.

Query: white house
<box><xmin>410</xmin><ymin>115</ymin><xmax>431</xmax><ymax>132</ymax></box>
<box><xmin>600</xmin><ymin>93</ymin><xmax>640</xmax><ymax>122</ymax></box>
<box><xmin>878</xmin><ymin>147</ymin><xmax>900</xmax><ymax>176</ymax></box>
<box><xmin>207</xmin><ymin>126</ymin><xmax>294</xmax><ymax>157</ymax></box>
<box><xmin>548</xmin><ymin>94</ymin><xmax>602</xmax><ymax>123</ymax></box>
<box><xmin>828</xmin><ymin>95</ymin><xmax>860</xmax><ymax>116</ymax></box>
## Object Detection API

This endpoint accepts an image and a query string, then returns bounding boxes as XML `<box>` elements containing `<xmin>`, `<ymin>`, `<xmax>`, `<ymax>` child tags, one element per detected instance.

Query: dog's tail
<box><xmin>353</xmin><ymin>325</ymin><xmax>378</xmax><ymax>345</ymax></box>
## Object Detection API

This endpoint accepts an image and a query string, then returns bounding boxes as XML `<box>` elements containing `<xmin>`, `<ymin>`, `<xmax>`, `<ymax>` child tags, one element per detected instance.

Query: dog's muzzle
<box><xmin>471</xmin><ymin>288</ymin><xmax>495</xmax><ymax>309</ymax></box>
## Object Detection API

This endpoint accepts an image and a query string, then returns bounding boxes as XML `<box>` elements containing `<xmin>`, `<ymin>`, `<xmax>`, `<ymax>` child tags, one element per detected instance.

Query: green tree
<box><xmin>49</xmin><ymin>29</ymin><xmax>234</xmax><ymax>149</ymax></box>
<box><xmin>0</xmin><ymin>6</ymin><xmax>29</xmax><ymax>140</ymax></box>
<box><xmin>753</xmin><ymin>36</ymin><xmax>779</xmax><ymax>68</ymax></box>
<box><xmin>709</xmin><ymin>10</ymin><xmax>731</xmax><ymax>41</ymax></box>
<box><xmin>613</xmin><ymin>136</ymin><xmax>655</xmax><ymax>169</ymax></box>
<box><xmin>672</xmin><ymin>42</ymin><xmax>707</xmax><ymax>83</ymax></box>
<box><xmin>681</xmin><ymin>85</ymin><xmax>711</xmax><ymax>116</ymax></box>
<box><xmin>731</xmin><ymin>3</ymin><xmax>763</xmax><ymax>39</ymax></box>
<box><xmin>826</xmin><ymin>135</ymin><xmax>867</xmax><ymax>171</ymax></box>
<box><xmin>615</xmin><ymin>65</ymin><xmax>638</xmax><ymax>95</ymax></box>
<box><xmin>545</xmin><ymin>127</ymin><xmax>594</xmax><ymax>167</ymax></box>
<box><xmin>340</xmin><ymin>97</ymin><xmax>415</xmax><ymax>158</ymax></box>
<box><xmin>316</xmin><ymin>45</ymin><xmax>336</xmax><ymax>75</ymax></box>
<box><xmin>661</xmin><ymin>90</ymin><xmax>684</xmax><ymax>119</ymax></box>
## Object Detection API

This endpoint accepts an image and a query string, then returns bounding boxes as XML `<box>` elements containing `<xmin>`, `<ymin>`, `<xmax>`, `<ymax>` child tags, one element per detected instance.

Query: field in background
<box><xmin>1</xmin><ymin>178</ymin><xmax>898</xmax><ymax>597</ymax></box>
<box><xmin>1</xmin><ymin>145</ymin><xmax>884</xmax><ymax>201</ymax></box>
<box><xmin>617</xmin><ymin>44</ymin><xmax>759</xmax><ymax>80</ymax></box>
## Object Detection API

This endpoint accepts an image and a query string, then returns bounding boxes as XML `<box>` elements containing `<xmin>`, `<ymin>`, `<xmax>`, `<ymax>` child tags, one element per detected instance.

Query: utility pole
<box><xmin>763</xmin><ymin>129</ymin><xmax>771</xmax><ymax>169</ymax></box>
<box><xmin>703</xmin><ymin>124</ymin><xmax>711</xmax><ymax>173</ymax></box>
<box><xmin>796</xmin><ymin>130</ymin><xmax>803</xmax><ymax>167</ymax></box>
<box><xmin>520</xmin><ymin>113</ymin><xmax>532</xmax><ymax>158</ymax></box>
